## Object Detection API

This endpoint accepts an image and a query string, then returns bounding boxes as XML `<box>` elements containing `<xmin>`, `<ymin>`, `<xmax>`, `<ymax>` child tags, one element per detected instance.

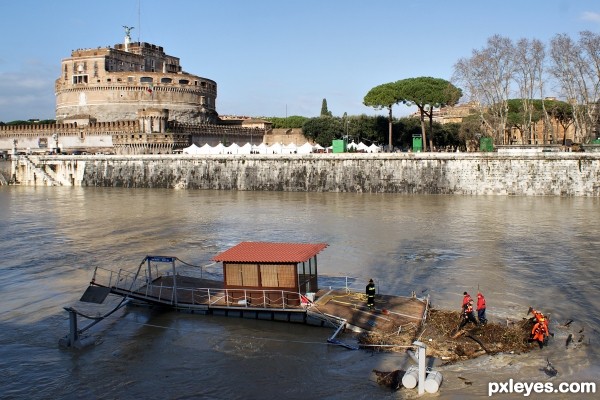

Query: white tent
<box><xmin>347</xmin><ymin>141</ymin><xmax>358</xmax><ymax>150</ymax></box>
<box><xmin>198</xmin><ymin>143</ymin><xmax>212</xmax><ymax>154</ymax></box>
<box><xmin>368</xmin><ymin>143</ymin><xmax>381</xmax><ymax>153</ymax></box>
<box><xmin>225</xmin><ymin>143</ymin><xmax>240</xmax><ymax>154</ymax></box>
<box><xmin>297</xmin><ymin>142</ymin><xmax>314</xmax><ymax>154</ymax></box>
<box><xmin>210</xmin><ymin>142</ymin><xmax>225</xmax><ymax>155</ymax></box>
<box><xmin>268</xmin><ymin>142</ymin><xmax>283</xmax><ymax>154</ymax></box>
<box><xmin>253</xmin><ymin>143</ymin><xmax>268</xmax><ymax>154</ymax></box>
<box><xmin>239</xmin><ymin>143</ymin><xmax>252</xmax><ymax>154</ymax></box>
<box><xmin>313</xmin><ymin>143</ymin><xmax>324</xmax><ymax>152</ymax></box>
<box><xmin>182</xmin><ymin>143</ymin><xmax>201</xmax><ymax>154</ymax></box>
<box><xmin>357</xmin><ymin>142</ymin><xmax>369</xmax><ymax>152</ymax></box>
<box><xmin>282</xmin><ymin>143</ymin><xmax>297</xmax><ymax>154</ymax></box>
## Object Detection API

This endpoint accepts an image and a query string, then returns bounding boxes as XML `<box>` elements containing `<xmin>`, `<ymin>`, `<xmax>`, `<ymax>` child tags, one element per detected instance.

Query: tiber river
<box><xmin>0</xmin><ymin>186</ymin><xmax>598</xmax><ymax>399</ymax></box>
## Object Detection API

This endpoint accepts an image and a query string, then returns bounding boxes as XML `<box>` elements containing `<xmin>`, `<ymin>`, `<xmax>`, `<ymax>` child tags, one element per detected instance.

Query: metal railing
<box><xmin>90</xmin><ymin>266</ymin><xmax>309</xmax><ymax>310</ymax></box>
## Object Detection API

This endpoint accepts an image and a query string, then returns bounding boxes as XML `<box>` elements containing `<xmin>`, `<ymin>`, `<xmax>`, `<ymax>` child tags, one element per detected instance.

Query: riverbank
<box><xmin>9</xmin><ymin>152</ymin><xmax>600</xmax><ymax>195</ymax></box>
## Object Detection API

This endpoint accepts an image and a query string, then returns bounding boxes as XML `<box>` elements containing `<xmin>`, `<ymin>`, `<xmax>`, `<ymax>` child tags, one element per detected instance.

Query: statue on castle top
<box><xmin>123</xmin><ymin>26</ymin><xmax>134</xmax><ymax>40</ymax></box>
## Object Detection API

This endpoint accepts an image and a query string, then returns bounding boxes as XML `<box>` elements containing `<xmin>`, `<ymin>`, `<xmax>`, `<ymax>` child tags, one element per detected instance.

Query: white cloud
<box><xmin>581</xmin><ymin>11</ymin><xmax>600</xmax><ymax>23</ymax></box>
<box><xmin>0</xmin><ymin>71</ymin><xmax>55</xmax><ymax>121</ymax></box>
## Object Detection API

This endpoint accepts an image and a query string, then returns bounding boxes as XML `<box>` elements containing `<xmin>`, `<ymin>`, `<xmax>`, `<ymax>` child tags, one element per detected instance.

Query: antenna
<box><xmin>137</xmin><ymin>0</ymin><xmax>141</xmax><ymax>42</ymax></box>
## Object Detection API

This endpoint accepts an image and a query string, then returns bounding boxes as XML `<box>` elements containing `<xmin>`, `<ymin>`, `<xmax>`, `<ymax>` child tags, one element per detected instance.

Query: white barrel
<box><xmin>402</xmin><ymin>365</ymin><xmax>419</xmax><ymax>389</ymax></box>
<box><xmin>424</xmin><ymin>370</ymin><xmax>443</xmax><ymax>393</ymax></box>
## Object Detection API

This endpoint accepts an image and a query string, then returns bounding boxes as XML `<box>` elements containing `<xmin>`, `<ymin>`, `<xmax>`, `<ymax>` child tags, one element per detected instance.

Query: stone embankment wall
<box><xmin>12</xmin><ymin>153</ymin><xmax>600</xmax><ymax>196</ymax></box>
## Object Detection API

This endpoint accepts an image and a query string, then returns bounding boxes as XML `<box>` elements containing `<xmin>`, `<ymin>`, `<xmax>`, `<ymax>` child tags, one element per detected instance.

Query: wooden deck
<box><xmin>312</xmin><ymin>289</ymin><xmax>428</xmax><ymax>332</ymax></box>
<box><xmin>91</xmin><ymin>272</ymin><xmax>428</xmax><ymax>333</ymax></box>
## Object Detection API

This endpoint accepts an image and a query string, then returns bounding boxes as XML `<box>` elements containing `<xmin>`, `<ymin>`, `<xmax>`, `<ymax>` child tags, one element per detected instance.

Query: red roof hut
<box><xmin>212</xmin><ymin>242</ymin><xmax>327</xmax><ymax>305</ymax></box>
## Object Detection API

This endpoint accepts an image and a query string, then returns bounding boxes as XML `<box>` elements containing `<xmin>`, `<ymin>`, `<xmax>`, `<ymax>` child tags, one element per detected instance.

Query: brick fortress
<box><xmin>0</xmin><ymin>27</ymin><xmax>269</xmax><ymax>155</ymax></box>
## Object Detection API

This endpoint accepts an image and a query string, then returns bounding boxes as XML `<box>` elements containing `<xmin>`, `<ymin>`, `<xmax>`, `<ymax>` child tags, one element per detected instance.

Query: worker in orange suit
<box><xmin>530</xmin><ymin>320</ymin><xmax>549</xmax><ymax>348</ymax></box>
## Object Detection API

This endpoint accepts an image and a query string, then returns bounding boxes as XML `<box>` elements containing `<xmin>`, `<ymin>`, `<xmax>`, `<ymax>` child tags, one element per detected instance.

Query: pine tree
<box><xmin>320</xmin><ymin>99</ymin><xmax>332</xmax><ymax>117</ymax></box>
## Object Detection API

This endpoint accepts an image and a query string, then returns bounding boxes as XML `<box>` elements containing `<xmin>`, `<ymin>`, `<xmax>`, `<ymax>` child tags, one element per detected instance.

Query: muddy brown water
<box><xmin>0</xmin><ymin>187</ymin><xmax>598</xmax><ymax>399</ymax></box>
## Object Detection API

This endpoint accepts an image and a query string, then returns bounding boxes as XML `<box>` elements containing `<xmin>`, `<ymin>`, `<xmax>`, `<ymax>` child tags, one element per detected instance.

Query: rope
<box><xmin>64</xmin><ymin>296</ymin><xmax>128</xmax><ymax>321</ymax></box>
<box><xmin>174</xmin><ymin>257</ymin><xmax>215</xmax><ymax>269</ymax></box>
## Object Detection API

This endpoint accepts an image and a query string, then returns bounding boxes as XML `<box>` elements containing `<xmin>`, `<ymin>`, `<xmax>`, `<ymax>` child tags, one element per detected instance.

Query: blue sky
<box><xmin>0</xmin><ymin>0</ymin><xmax>599</xmax><ymax>122</ymax></box>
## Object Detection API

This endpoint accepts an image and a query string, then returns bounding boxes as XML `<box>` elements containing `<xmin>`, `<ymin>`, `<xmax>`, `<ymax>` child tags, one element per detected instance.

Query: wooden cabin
<box><xmin>212</xmin><ymin>242</ymin><xmax>327</xmax><ymax>306</ymax></box>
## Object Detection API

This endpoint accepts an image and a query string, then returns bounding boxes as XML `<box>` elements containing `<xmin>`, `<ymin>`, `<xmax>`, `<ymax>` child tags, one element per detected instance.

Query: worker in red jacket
<box><xmin>462</xmin><ymin>291</ymin><xmax>472</xmax><ymax>307</ymax></box>
<box><xmin>477</xmin><ymin>291</ymin><xmax>487</xmax><ymax>324</ymax></box>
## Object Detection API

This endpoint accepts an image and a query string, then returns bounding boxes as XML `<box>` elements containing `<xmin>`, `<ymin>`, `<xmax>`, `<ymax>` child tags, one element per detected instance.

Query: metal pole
<box><xmin>413</xmin><ymin>340</ymin><xmax>426</xmax><ymax>396</ymax></box>
<box><xmin>69</xmin><ymin>309</ymin><xmax>79</xmax><ymax>346</ymax></box>
<box><xmin>171</xmin><ymin>258</ymin><xmax>178</xmax><ymax>306</ymax></box>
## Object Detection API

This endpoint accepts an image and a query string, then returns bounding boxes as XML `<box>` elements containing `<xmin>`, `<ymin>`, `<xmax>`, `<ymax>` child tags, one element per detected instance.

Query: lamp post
<box><xmin>52</xmin><ymin>133</ymin><xmax>59</xmax><ymax>154</ymax></box>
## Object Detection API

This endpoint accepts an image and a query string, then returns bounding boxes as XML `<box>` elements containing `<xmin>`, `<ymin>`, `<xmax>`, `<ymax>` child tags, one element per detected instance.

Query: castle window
<box><xmin>161</xmin><ymin>77</ymin><xmax>172</xmax><ymax>83</ymax></box>
<box><xmin>72</xmin><ymin>75</ymin><xmax>88</xmax><ymax>84</ymax></box>
<box><xmin>140</xmin><ymin>76</ymin><xmax>153</xmax><ymax>83</ymax></box>
<box><xmin>179</xmin><ymin>79</ymin><xmax>189</xmax><ymax>85</ymax></box>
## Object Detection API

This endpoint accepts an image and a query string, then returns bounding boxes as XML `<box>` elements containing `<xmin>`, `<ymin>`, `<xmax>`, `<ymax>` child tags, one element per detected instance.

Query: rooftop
<box><xmin>212</xmin><ymin>242</ymin><xmax>328</xmax><ymax>263</ymax></box>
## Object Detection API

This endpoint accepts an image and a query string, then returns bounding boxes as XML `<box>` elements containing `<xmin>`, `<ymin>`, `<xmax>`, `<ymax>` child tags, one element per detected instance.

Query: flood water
<box><xmin>0</xmin><ymin>186</ymin><xmax>598</xmax><ymax>399</ymax></box>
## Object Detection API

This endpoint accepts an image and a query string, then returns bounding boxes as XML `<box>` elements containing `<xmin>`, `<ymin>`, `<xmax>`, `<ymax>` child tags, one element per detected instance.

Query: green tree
<box><xmin>394</xmin><ymin>77</ymin><xmax>462</xmax><ymax>151</ymax></box>
<box><xmin>263</xmin><ymin>116</ymin><xmax>309</xmax><ymax>129</ymax></box>
<box><xmin>363</xmin><ymin>82</ymin><xmax>402</xmax><ymax>151</ymax></box>
<box><xmin>320</xmin><ymin>99</ymin><xmax>332</xmax><ymax>117</ymax></box>
<box><xmin>459</xmin><ymin>114</ymin><xmax>484</xmax><ymax>143</ymax></box>
<box><xmin>302</xmin><ymin>116</ymin><xmax>343</xmax><ymax>146</ymax></box>
<box><xmin>544</xmin><ymin>99</ymin><xmax>574</xmax><ymax>145</ymax></box>
<box><xmin>506</xmin><ymin>99</ymin><xmax>545</xmax><ymax>144</ymax></box>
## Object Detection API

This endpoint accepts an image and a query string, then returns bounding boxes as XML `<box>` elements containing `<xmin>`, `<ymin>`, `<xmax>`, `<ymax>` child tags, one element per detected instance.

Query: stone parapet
<box><xmin>12</xmin><ymin>153</ymin><xmax>600</xmax><ymax>196</ymax></box>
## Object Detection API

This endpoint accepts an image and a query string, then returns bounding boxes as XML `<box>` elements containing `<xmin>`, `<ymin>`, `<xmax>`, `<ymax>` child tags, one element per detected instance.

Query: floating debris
<box><xmin>566</xmin><ymin>334</ymin><xmax>573</xmax><ymax>348</ymax></box>
<box><xmin>563</xmin><ymin>319</ymin><xmax>573</xmax><ymax>327</ymax></box>
<box><xmin>373</xmin><ymin>369</ymin><xmax>402</xmax><ymax>390</ymax></box>
<box><xmin>541</xmin><ymin>358</ymin><xmax>558</xmax><ymax>377</ymax></box>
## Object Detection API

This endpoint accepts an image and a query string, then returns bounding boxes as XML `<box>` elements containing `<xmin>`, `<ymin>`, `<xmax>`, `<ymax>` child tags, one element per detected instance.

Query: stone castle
<box><xmin>0</xmin><ymin>28</ymin><xmax>269</xmax><ymax>155</ymax></box>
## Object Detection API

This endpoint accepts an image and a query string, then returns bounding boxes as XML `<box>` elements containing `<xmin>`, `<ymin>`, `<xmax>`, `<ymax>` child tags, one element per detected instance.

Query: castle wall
<box><xmin>0</xmin><ymin>121</ymin><xmax>266</xmax><ymax>154</ymax></box>
<box><xmin>12</xmin><ymin>153</ymin><xmax>600</xmax><ymax>196</ymax></box>
<box><xmin>55</xmin><ymin>80</ymin><xmax>217</xmax><ymax>124</ymax></box>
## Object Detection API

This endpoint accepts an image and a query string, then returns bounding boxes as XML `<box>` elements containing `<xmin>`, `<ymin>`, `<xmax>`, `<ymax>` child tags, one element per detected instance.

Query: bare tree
<box><xmin>549</xmin><ymin>31</ymin><xmax>600</xmax><ymax>143</ymax></box>
<box><xmin>513</xmin><ymin>38</ymin><xmax>547</xmax><ymax>144</ymax></box>
<box><xmin>453</xmin><ymin>35</ymin><xmax>515</xmax><ymax>144</ymax></box>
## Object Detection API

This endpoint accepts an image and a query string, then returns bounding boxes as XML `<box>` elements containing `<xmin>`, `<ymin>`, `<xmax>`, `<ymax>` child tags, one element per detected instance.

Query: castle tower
<box><xmin>55</xmin><ymin>35</ymin><xmax>219</xmax><ymax>125</ymax></box>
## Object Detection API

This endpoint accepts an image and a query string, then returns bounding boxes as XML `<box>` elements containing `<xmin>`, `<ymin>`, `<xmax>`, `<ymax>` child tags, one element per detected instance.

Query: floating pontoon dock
<box><xmin>61</xmin><ymin>244</ymin><xmax>429</xmax><ymax>349</ymax></box>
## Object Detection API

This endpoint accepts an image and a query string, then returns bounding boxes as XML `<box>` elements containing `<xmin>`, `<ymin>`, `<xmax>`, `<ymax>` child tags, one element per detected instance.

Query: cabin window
<box><xmin>225</xmin><ymin>264</ymin><xmax>259</xmax><ymax>286</ymax></box>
